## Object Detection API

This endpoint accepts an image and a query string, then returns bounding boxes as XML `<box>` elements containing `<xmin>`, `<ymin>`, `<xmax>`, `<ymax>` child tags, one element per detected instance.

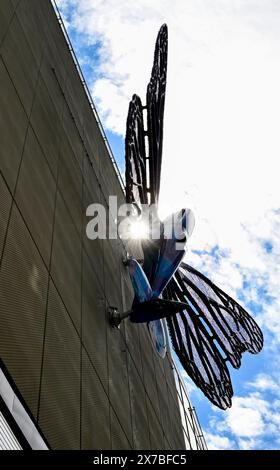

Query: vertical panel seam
<box><xmin>36</xmin><ymin>63</ymin><xmax>66</xmax><ymax>424</ymax></box>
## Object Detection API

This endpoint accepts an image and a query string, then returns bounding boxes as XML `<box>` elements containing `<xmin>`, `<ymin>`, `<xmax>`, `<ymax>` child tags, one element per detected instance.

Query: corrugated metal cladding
<box><xmin>0</xmin><ymin>0</ymin><xmax>185</xmax><ymax>449</ymax></box>
<box><xmin>0</xmin><ymin>412</ymin><xmax>22</xmax><ymax>450</ymax></box>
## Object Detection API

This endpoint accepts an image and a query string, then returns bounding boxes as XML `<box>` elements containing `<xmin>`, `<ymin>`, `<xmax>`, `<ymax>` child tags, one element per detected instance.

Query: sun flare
<box><xmin>129</xmin><ymin>220</ymin><xmax>149</xmax><ymax>239</ymax></box>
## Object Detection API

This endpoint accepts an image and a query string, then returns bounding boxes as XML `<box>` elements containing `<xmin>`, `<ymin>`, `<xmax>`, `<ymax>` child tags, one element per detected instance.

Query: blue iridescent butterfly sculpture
<box><xmin>123</xmin><ymin>24</ymin><xmax>263</xmax><ymax>409</ymax></box>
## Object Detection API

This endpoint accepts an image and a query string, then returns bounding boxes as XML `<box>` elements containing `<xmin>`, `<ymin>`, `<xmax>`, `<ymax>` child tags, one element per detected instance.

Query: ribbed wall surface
<box><xmin>0</xmin><ymin>0</ymin><xmax>185</xmax><ymax>450</ymax></box>
<box><xmin>0</xmin><ymin>412</ymin><xmax>22</xmax><ymax>450</ymax></box>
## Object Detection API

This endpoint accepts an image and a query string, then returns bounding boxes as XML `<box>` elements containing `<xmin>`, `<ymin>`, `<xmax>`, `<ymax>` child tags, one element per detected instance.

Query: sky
<box><xmin>55</xmin><ymin>0</ymin><xmax>280</xmax><ymax>450</ymax></box>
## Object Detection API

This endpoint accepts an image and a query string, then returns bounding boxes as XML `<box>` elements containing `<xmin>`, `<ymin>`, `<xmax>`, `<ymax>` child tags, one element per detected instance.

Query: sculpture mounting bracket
<box><xmin>108</xmin><ymin>306</ymin><xmax>132</xmax><ymax>329</ymax></box>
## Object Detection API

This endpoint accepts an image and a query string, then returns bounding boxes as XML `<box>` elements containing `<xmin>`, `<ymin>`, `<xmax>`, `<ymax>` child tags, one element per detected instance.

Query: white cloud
<box><xmin>237</xmin><ymin>437</ymin><xmax>259</xmax><ymax>450</ymax></box>
<box><xmin>248</xmin><ymin>374</ymin><xmax>278</xmax><ymax>393</ymax></box>
<box><xmin>226</xmin><ymin>395</ymin><xmax>267</xmax><ymax>438</ymax></box>
<box><xmin>205</xmin><ymin>384</ymin><xmax>280</xmax><ymax>449</ymax></box>
<box><xmin>204</xmin><ymin>432</ymin><xmax>234</xmax><ymax>450</ymax></box>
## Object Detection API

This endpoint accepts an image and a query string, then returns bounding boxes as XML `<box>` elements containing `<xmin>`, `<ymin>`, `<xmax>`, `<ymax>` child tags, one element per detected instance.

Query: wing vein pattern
<box><xmin>163</xmin><ymin>263</ymin><xmax>263</xmax><ymax>408</ymax></box>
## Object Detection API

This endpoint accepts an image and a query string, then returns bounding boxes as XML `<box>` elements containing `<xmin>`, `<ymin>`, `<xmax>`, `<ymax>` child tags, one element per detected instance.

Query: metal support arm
<box><xmin>108</xmin><ymin>306</ymin><xmax>132</xmax><ymax>329</ymax></box>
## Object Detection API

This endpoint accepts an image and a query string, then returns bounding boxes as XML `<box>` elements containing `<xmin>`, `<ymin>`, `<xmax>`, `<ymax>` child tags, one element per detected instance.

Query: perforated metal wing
<box><xmin>125</xmin><ymin>94</ymin><xmax>148</xmax><ymax>208</ymax></box>
<box><xmin>125</xmin><ymin>25</ymin><xmax>168</xmax><ymax>282</ymax></box>
<box><xmin>163</xmin><ymin>263</ymin><xmax>263</xmax><ymax>409</ymax></box>
<box><xmin>146</xmin><ymin>23</ymin><xmax>168</xmax><ymax>205</ymax></box>
<box><xmin>125</xmin><ymin>24</ymin><xmax>168</xmax><ymax>208</ymax></box>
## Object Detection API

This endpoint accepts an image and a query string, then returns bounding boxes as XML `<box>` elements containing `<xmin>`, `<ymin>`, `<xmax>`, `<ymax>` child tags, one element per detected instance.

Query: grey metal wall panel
<box><xmin>51</xmin><ymin>192</ymin><xmax>82</xmax><ymax>334</ymax></box>
<box><xmin>15</xmin><ymin>127</ymin><xmax>56</xmax><ymax>265</ymax></box>
<box><xmin>30</xmin><ymin>77</ymin><xmax>61</xmax><ymax>178</ymax></box>
<box><xmin>14</xmin><ymin>0</ymin><xmax>47</xmax><ymax>66</ymax></box>
<box><xmin>0</xmin><ymin>58</ymin><xmax>28</xmax><ymax>192</ymax></box>
<box><xmin>83</xmin><ymin>157</ymin><xmax>100</xmax><ymax>205</ymax></box>
<box><xmin>99</xmin><ymin>140</ymin><xmax>125</xmax><ymax>205</ymax></box>
<box><xmin>0</xmin><ymin>15</ymin><xmax>39</xmax><ymax>116</ymax></box>
<box><xmin>83</xmin><ymin>235</ymin><xmax>103</xmax><ymax>280</ymax></box>
<box><xmin>146</xmin><ymin>398</ymin><xmax>164</xmax><ymax>450</ymax></box>
<box><xmin>81</xmin><ymin>349</ymin><xmax>110</xmax><ymax>450</ymax></box>
<box><xmin>163</xmin><ymin>351</ymin><xmax>180</xmax><ymax>407</ymax></box>
<box><xmin>139</xmin><ymin>327</ymin><xmax>161</xmax><ymax>419</ymax></box>
<box><xmin>62</xmin><ymin>109</ymin><xmax>84</xmax><ymax>171</ymax></box>
<box><xmin>38</xmin><ymin>281</ymin><xmax>80</xmax><ymax>450</ymax></box>
<box><xmin>40</xmin><ymin>48</ymin><xmax>66</xmax><ymax>119</ymax></box>
<box><xmin>40</xmin><ymin>3</ymin><xmax>69</xmax><ymax>94</ymax></box>
<box><xmin>58</xmin><ymin>133</ymin><xmax>83</xmax><ymax>232</ymax></box>
<box><xmin>125</xmin><ymin>324</ymin><xmax>144</xmax><ymax>384</ymax></box>
<box><xmin>0</xmin><ymin>173</ymin><xmax>12</xmax><ymax>259</ymax></box>
<box><xmin>154</xmin><ymin>363</ymin><xmax>172</xmax><ymax>441</ymax></box>
<box><xmin>82</xmin><ymin>157</ymin><xmax>104</xmax><ymax>297</ymax></box>
<box><xmin>110</xmin><ymin>408</ymin><xmax>132</xmax><ymax>450</ymax></box>
<box><xmin>83</xmin><ymin>112</ymin><xmax>100</xmax><ymax>167</ymax></box>
<box><xmin>0</xmin><ymin>205</ymin><xmax>48</xmax><ymax>417</ymax></box>
<box><xmin>102</xmin><ymin>202</ymin><xmax>125</xmax><ymax>312</ymax></box>
<box><xmin>64</xmin><ymin>61</ymin><xmax>88</xmax><ymax>138</ymax></box>
<box><xmin>166</xmin><ymin>381</ymin><xmax>186</xmax><ymax>450</ymax></box>
<box><xmin>103</xmin><ymin>237</ymin><xmax>123</xmax><ymax>311</ymax></box>
<box><xmin>0</xmin><ymin>1</ymin><xmax>16</xmax><ymax>46</ymax></box>
<box><xmin>82</xmin><ymin>252</ymin><xmax>108</xmax><ymax>393</ymax></box>
<box><xmin>11</xmin><ymin>0</ymin><xmax>20</xmax><ymax>8</ymax></box>
<box><xmin>128</xmin><ymin>356</ymin><xmax>150</xmax><ymax>450</ymax></box>
<box><xmin>107</xmin><ymin>327</ymin><xmax>132</xmax><ymax>447</ymax></box>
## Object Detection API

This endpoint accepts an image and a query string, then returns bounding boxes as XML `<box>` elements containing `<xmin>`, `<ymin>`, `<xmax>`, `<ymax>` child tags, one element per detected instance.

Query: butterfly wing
<box><xmin>163</xmin><ymin>263</ymin><xmax>263</xmax><ymax>409</ymax></box>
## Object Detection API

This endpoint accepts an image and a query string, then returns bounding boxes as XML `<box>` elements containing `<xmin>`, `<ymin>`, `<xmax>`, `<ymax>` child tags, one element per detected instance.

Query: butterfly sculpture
<box><xmin>123</xmin><ymin>24</ymin><xmax>263</xmax><ymax>409</ymax></box>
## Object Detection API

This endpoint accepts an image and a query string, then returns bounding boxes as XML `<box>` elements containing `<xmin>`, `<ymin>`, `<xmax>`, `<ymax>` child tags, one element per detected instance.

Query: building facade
<box><xmin>0</xmin><ymin>0</ymin><xmax>206</xmax><ymax>450</ymax></box>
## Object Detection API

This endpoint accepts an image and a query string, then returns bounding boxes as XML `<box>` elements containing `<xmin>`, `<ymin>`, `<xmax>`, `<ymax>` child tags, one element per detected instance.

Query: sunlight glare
<box><xmin>129</xmin><ymin>219</ymin><xmax>149</xmax><ymax>239</ymax></box>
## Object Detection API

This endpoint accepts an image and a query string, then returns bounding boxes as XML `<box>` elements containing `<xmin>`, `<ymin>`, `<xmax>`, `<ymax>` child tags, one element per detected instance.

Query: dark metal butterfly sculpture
<box><xmin>124</xmin><ymin>24</ymin><xmax>263</xmax><ymax>410</ymax></box>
